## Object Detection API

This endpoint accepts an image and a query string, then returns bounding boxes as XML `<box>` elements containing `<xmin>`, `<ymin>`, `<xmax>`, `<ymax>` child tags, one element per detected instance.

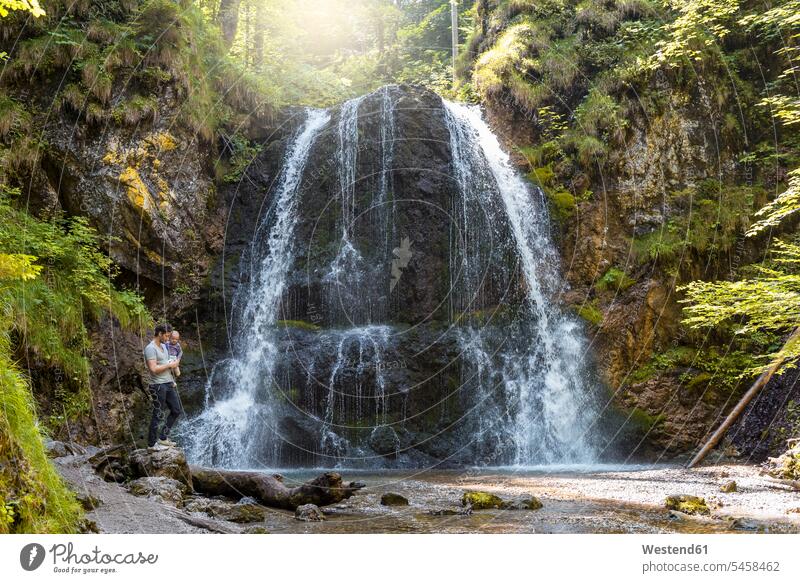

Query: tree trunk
<box><xmin>218</xmin><ymin>0</ymin><xmax>242</xmax><ymax>47</ymax></box>
<box><xmin>189</xmin><ymin>466</ymin><xmax>365</xmax><ymax>510</ymax></box>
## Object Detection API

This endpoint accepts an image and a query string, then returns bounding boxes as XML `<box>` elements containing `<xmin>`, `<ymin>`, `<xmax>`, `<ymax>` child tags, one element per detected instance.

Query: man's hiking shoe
<box><xmin>157</xmin><ymin>439</ymin><xmax>177</xmax><ymax>447</ymax></box>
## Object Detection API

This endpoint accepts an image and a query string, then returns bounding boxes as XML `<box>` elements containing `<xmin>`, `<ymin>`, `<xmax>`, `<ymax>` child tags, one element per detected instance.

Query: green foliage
<box><xmin>0</xmin><ymin>234</ymin><xmax>82</xmax><ymax>534</ymax></box>
<box><xmin>575</xmin><ymin>300</ymin><xmax>604</xmax><ymax>325</ymax></box>
<box><xmin>0</xmin><ymin>0</ymin><xmax>44</xmax><ymax>18</ymax></box>
<box><xmin>681</xmin><ymin>238</ymin><xmax>800</xmax><ymax>373</ymax></box>
<box><xmin>3</xmin><ymin>1</ymin><xmax>279</xmax><ymax>143</ymax></box>
<box><xmin>0</xmin><ymin>347</ymin><xmax>82</xmax><ymax>533</ymax></box>
<box><xmin>0</xmin><ymin>186</ymin><xmax>149</xmax><ymax>398</ymax></box>
<box><xmin>649</xmin><ymin>0</ymin><xmax>740</xmax><ymax>69</ymax></box>
<box><xmin>596</xmin><ymin>266</ymin><xmax>636</xmax><ymax>292</ymax></box>
<box><xmin>682</xmin><ymin>240</ymin><xmax>800</xmax><ymax>335</ymax></box>
<box><xmin>632</xmin><ymin>180</ymin><xmax>757</xmax><ymax>266</ymax></box>
<box><xmin>747</xmin><ymin>169</ymin><xmax>800</xmax><ymax>236</ymax></box>
<box><xmin>630</xmin><ymin>344</ymin><xmax>757</xmax><ymax>393</ymax></box>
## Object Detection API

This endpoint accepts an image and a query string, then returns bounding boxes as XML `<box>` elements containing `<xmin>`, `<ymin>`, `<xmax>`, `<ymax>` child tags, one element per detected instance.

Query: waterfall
<box><xmin>181</xmin><ymin>108</ymin><xmax>330</xmax><ymax>468</ymax></box>
<box><xmin>181</xmin><ymin>87</ymin><xmax>602</xmax><ymax>470</ymax></box>
<box><xmin>324</xmin><ymin>94</ymin><xmax>371</xmax><ymax>325</ymax></box>
<box><xmin>443</xmin><ymin>100</ymin><xmax>599</xmax><ymax>464</ymax></box>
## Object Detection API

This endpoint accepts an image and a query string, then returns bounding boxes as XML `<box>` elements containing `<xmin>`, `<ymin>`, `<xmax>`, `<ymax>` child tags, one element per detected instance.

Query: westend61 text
<box><xmin>49</xmin><ymin>543</ymin><xmax>159</xmax><ymax>566</ymax></box>
<box><xmin>642</xmin><ymin>544</ymin><xmax>708</xmax><ymax>555</ymax></box>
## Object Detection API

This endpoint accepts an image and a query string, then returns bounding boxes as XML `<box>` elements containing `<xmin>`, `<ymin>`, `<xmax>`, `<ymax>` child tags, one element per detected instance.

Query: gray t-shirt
<box><xmin>143</xmin><ymin>340</ymin><xmax>175</xmax><ymax>385</ymax></box>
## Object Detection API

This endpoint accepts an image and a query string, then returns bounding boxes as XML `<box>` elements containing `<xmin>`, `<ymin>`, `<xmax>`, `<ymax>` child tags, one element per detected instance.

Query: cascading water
<box><xmin>181</xmin><ymin>108</ymin><xmax>330</xmax><ymax>468</ymax></box>
<box><xmin>181</xmin><ymin>86</ymin><xmax>603</xmax><ymax>470</ymax></box>
<box><xmin>443</xmin><ymin>100</ymin><xmax>599</xmax><ymax>464</ymax></box>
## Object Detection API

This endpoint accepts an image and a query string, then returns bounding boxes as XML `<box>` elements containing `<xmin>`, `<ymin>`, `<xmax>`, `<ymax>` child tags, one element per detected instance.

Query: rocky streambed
<box><xmin>49</xmin><ymin>442</ymin><xmax>800</xmax><ymax>534</ymax></box>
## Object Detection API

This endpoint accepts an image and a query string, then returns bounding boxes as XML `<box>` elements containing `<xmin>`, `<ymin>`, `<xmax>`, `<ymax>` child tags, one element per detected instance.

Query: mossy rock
<box><xmin>765</xmin><ymin>444</ymin><xmax>800</xmax><ymax>480</ymax></box>
<box><xmin>380</xmin><ymin>493</ymin><xmax>409</xmax><ymax>506</ymax></box>
<box><xmin>462</xmin><ymin>491</ymin><xmax>504</xmax><ymax>510</ymax></box>
<box><xmin>664</xmin><ymin>495</ymin><xmax>710</xmax><ymax>516</ymax></box>
<box><xmin>575</xmin><ymin>302</ymin><xmax>604</xmax><ymax>326</ymax></box>
<box><xmin>720</xmin><ymin>480</ymin><xmax>737</xmax><ymax>493</ymax></box>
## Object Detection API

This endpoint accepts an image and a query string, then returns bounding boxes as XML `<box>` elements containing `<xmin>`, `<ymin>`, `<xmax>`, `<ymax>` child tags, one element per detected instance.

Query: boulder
<box><xmin>183</xmin><ymin>497</ymin><xmax>267</xmax><ymax>523</ymax></box>
<box><xmin>720</xmin><ymin>480</ymin><xmax>737</xmax><ymax>493</ymax></box>
<box><xmin>462</xmin><ymin>491</ymin><xmax>504</xmax><ymax>510</ymax></box>
<box><xmin>128</xmin><ymin>477</ymin><xmax>187</xmax><ymax>505</ymax></box>
<box><xmin>45</xmin><ymin>440</ymin><xmax>86</xmax><ymax>458</ymax></box>
<box><xmin>664</xmin><ymin>495</ymin><xmax>710</xmax><ymax>516</ymax></box>
<box><xmin>295</xmin><ymin>504</ymin><xmax>325</xmax><ymax>522</ymax></box>
<box><xmin>129</xmin><ymin>444</ymin><xmax>193</xmax><ymax>490</ymax></box>
<box><xmin>76</xmin><ymin>493</ymin><xmax>102</xmax><ymax>511</ymax></box>
<box><xmin>380</xmin><ymin>493</ymin><xmax>409</xmax><ymax>506</ymax></box>
<box><xmin>88</xmin><ymin>444</ymin><xmax>131</xmax><ymax>482</ymax></box>
<box><xmin>765</xmin><ymin>443</ymin><xmax>800</xmax><ymax>480</ymax></box>
<box><xmin>501</xmin><ymin>496</ymin><xmax>543</xmax><ymax>510</ymax></box>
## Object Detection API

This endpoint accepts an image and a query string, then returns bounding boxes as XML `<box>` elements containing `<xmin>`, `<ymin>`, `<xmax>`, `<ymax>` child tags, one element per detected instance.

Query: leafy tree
<box><xmin>649</xmin><ymin>0</ymin><xmax>740</xmax><ymax>68</ymax></box>
<box><xmin>681</xmin><ymin>0</ymin><xmax>800</xmax><ymax>372</ymax></box>
<box><xmin>0</xmin><ymin>186</ymin><xmax>149</xmax><ymax>403</ymax></box>
<box><xmin>0</xmin><ymin>0</ymin><xmax>44</xmax><ymax>19</ymax></box>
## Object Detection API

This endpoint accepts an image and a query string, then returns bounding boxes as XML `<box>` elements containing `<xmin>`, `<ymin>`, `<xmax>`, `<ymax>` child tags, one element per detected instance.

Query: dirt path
<box><xmin>54</xmin><ymin>454</ymin><xmax>235</xmax><ymax>534</ymax></box>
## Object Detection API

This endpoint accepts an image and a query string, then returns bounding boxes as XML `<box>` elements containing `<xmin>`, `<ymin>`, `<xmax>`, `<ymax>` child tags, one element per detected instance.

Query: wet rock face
<box><xmin>40</xmin><ymin>117</ymin><xmax>224</xmax><ymax>297</ymax></box>
<box><xmin>211</xmin><ymin>85</ymin><xmax>462</xmax><ymax>328</ymax></box>
<box><xmin>183</xmin><ymin>85</ymin><xmax>532</xmax><ymax>468</ymax></box>
<box><xmin>730</xmin><ymin>368</ymin><xmax>800</xmax><ymax>461</ymax></box>
<box><xmin>485</xmin><ymin>87</ymin><xmax>769</xmax><ymax>457</ymax></box>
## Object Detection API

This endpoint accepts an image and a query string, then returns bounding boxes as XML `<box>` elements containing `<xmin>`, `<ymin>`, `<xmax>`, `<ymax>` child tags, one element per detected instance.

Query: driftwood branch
<box><xmin>189</xmin><ymin>466</ymin><xmax>365</xmax><ymax>510</ymax></box>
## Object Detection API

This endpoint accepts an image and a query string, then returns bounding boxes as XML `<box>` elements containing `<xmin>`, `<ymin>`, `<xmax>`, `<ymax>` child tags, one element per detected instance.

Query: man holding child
<box><xmin>143</xmin><ymin>324</ymin><xmax>183</xmax><ymax>447</ymax></box>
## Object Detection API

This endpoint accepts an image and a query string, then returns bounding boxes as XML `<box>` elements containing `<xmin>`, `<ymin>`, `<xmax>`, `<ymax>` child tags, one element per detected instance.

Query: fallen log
<box><xmin>189</xmin><ymin>466</ymin><xmax>365</xmax><ymax>511</ymax></box>
<box><xmin>687</xmin><ymin>327</ymin><xmax>800</xmax><ymax>469</ymax></box>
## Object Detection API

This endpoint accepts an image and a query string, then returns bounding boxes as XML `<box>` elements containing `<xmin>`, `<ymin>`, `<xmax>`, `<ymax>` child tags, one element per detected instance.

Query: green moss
<box><xmin>685</xmin><ymin>371</ymin><xmax>713</xmax><ymax>391</ymax></box>
<box><xmin>595</xmin><ymin>266</ymin><xmax>635</xmax><ymax>292</ymax></box>
<box><xmin>462</xmin><ymin>491</ymin><xmax>504</xmax><ymax>510</ymax></box>
<box><xmin>112</xmin><ymin>95</ymin><xmax>158</xmax><ymax>127</ymax></box>
<box><xmin>276</xmin><ymin>320</ymin><xmax>321</xmax><ymax>332</ymax></box>
<box><xmin>631</xmin><ymin>224</ymin><xmax>684</xmax><ymax>265</ymax></box>
<box><xmin>629</xmin><ymin>407</ymin><xmax>665</xmax><ymax>432</ymax></box>
<box><xmin>547</xmin><ymin>189</ymin><xmax>576</xmax><ymax>221</ymax></box>
<box><xmin>664</xmin><ymin>495</ymin><xmax>710</xmax><ymax>516</ymax></box>
<box><xmin>575</xmin><ymin>301</ymin><xmax>603</xmax><ymax>326</ymax></box>
<box><xmin>630</xmin><ymin>346</ymin><xmax>697</xmax><ymax>383</ymax></box>
<box><xmin>633</xmin><ymin>180</ymin><xmax>759</xmax><ymax>266</ymax></box>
